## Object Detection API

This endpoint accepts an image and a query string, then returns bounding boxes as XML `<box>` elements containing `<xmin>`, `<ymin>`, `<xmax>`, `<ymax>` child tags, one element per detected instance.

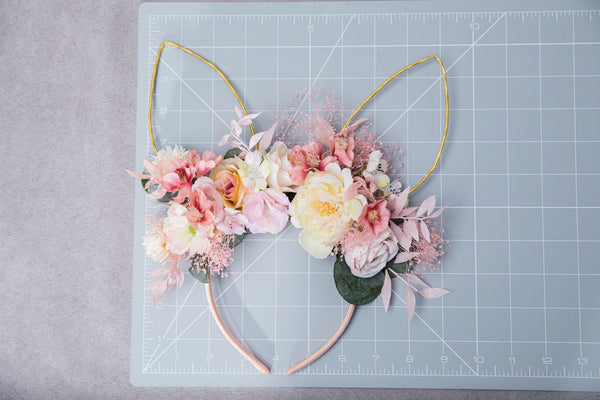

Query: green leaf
<box><xmin>333</xmin><ymin>257</ymin><xmax>385</xmax><ymax>305</ymax></box>
<box><xmin>188</xmin><ymin>256</ymin><xmax>210</xmax><ymax>283</ymax></box>
<box><xmin>388</xmin><ymin>260</ymin><xmax>410</xmax><ymax>277</ymax></box>
<box><xmin>230</xmin><ymin>232</ymin><xmax>246</xmax><ymax>248</ymax></box>
<box><xmin>224</xmin><ymin>148</ymin><xmax>242</xmax><ymax>159</ymax></box>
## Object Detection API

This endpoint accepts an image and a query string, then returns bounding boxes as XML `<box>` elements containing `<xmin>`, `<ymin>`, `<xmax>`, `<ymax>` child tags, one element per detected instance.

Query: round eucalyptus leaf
<box><xmin>224</xmin><ymin>148</ymin><xmax>242</xmax><ymax>159</ymax></box>
<box><xmin>333</xmin><ymin>257</ymin><xmax>385</xmax><ymax>306</ymax></box>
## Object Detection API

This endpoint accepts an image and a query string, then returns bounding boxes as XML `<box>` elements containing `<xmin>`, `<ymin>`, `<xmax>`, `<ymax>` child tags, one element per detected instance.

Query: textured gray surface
<box><xmin>0</xmin><ymin>0</ymin><xmax>599</xmax><ymax>399</ymax></box>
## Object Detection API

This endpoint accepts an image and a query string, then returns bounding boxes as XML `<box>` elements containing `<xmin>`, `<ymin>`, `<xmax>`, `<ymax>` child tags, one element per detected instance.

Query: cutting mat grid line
<box><xmin>131</xmin><ymin>2</ymin><xmax>600</xmax><ymax>390</ymax></box>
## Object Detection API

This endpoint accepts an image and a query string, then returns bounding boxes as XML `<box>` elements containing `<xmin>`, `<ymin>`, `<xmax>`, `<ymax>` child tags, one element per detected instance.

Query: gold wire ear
<box><xmin>147</xmin><ymin>42</ymin><xmax>269</xmax><ymax>375</ymax></box>
<box><xmin>146</xmin><ymin>42</ymin><xmax>449</xmax><ymax>376</ymax></box>
<box><xmin>287</xmin><ymin>56</ymin><xmax>449</xmax><ymax>374</ymax></box>
<box><xmin>343</xmin><ymin>55</ymin><xmax>449</xmax><ymax>195</ymax></box>
<box><xmin>147</xmin><ymin>41</ymin><xmax>256</xmax><ymax>155</ymax></box>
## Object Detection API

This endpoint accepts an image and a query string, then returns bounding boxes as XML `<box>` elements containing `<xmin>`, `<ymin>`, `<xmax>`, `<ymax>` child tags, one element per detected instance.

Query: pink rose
<box><xmin>344</xmin><ymin>228</ymin><xmax>398</xmax><ymax>278</ymax></box>
<box><xmin>242</xmin><ymin>189</ymin><xmax>290</xmax><ymax>234</ymax></box>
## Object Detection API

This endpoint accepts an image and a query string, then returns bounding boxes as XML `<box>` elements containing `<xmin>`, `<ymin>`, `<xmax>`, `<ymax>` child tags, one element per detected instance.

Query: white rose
<box><xmin>344</xmin><ymin>228</ymin><xmax>398</xmax><ymax>278</ymax></box>
<box><xmin>265</xmin><ymin>141</ymin><xmax>295</xmax><ymax>192</ymax></box>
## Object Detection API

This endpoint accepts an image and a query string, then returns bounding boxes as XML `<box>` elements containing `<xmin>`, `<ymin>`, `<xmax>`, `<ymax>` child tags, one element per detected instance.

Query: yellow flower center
<box><xmin>315</xmin><ymin>200</ymin><xmax>338</xmax><ymax>216</ymax></box>
<box><xmin>368</xmin><ymin>209</ymin><xmax>380</xmax><ymax>224</ymax></box>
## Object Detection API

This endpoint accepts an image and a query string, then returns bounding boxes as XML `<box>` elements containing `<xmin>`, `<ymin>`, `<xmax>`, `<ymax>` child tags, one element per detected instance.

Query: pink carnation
<box><xmin>243</xmin><ymin>189</ymin><xmax>290</xmax><ymax>234</ymax></box>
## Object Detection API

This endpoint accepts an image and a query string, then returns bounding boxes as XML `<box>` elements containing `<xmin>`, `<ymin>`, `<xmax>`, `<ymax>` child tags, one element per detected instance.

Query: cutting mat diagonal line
<box><xmin>378</xmin><ymin>13</ymin><xmax>506</xmax><ymax>139</ymax></box>
<box><xmin>391</xmin><ymin>288</ymin><xmax>479</xmax><ymax>376</ymax></box>
<box><xmin>143</xmin><ymin>224</ymin><xmax>294</xmax><ymax>372</ymax></box>
<box><xmin>149</xmin><ymin>47</ymin><xmax>230</xmax><ymax>130</ymax></box>
<box><xmin>282</xmin><ymin>15</ymin><xmax>356</xmax><ymax>137</ymax></box>
<box><xmin>158</xmin><ymin>280</ymin><xmax>199</xmax><ymax>341</ymax></box>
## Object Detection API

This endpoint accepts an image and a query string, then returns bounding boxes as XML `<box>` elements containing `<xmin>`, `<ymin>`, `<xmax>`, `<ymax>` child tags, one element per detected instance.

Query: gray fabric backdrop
<box><xmin>0</xmin><ymin>1</ymin><xmax>597</xmax><ymax>398</ymax></box>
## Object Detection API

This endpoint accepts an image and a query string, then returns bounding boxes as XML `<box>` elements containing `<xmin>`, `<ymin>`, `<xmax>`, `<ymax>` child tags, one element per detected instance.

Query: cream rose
<box><xmin>265</xmin><ymin>141</ymin><xmax>295</xmax><ymax>192</ymax></box>
<box><xmin>344</xmin><ymin>228</ymin><xmax>398</xmax><ymax>278</ymax></box>
<box><xmin>290</xmin><ymin>163</ymin><xmax>366</xmax><ymax>258</ymax></box>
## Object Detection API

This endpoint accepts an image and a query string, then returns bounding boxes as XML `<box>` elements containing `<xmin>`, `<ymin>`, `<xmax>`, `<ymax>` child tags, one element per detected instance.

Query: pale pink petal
<box><xmin>343</xmin><ymin>182</ymin><xmax>361</xmax><ymax>202</ymax></box>
<box><xmin>248</xmin><ymin>131</ymin><xmax>266</xmax><ymax>149</ymax></box>
<box><xmin>234</xmin><ymin>105</ymin><xmax>243</xmax><ymax>120</ymax></box>
<box><xmin>389</xmin><ymin>186</ymin><xmax>410</xmax><ymax>218</ymax></box>
<box><xmin>398</xmin><ymin>206</ymin><xmax>418</xmax><ymax>218</ymax></box>
<box><xmin>143</xmin><ymin>158</ymin><xmax>156</xmax><ymax>174</ymax></box>
<box><xmin>394</xmin><ymin>251</ymin><xmax>420</xmax><ymax>263</ymax></box>
<box><xmin>147</xmin><ymin>187</ymin><xmax>167</xmax><ymax>199</ymax></box>
<box><xmin>334</xmin><ymin>149</ymin><xmax>353</xmax><ymax>168</ymax></box>
<box><xmin>405</xmin><ymin>273</ymin><xmax>429</xmax><ymax>288</ymax></box>
<box><xmin>230</xmin><ymin>119</ymin><xmax>242</xmax><ymax>135</ymax></box>
<box><xmin>127</xmin><ymin>170</ymin><xmax>151</xmax><ymax>179</ymax></box>
<box><xmin>340</xmin><ymin>118</ymin><xmax>367</xmax><ymax>135</ymax></box>
<box><xmin>258</xmin><ymin>123</ymin><xmax>277</xmax><ymax>152</ymax></box>
<box><xmin>319</xmin><ymin>155</ymin><xmax>338</xmax><ymax>170</ymax></box>
<box><xmin>390</xmin><ymin>222</ymin><xmax>412</xmax><ymax>252</ymax></box>
<box><xmin>382</xmin><ymin>270</ymin><xmax>392</xmax><ymax>312</ymax></box>
<box><xmin>405</xmin><ymin>282</ymin><xmax>415</xmax><ymax>320</ymax></box>
<box><xmin>313</xmin><ymin>116</ymin><xmax>336</xmax><ymax>144</ymax></box>
<box><xmin>231</xmin><ymin>140</ymin><xmax>247</xmax><ymax>148</ymax></box>
<box><xmin>420</xmin><ymin>220</ymin><xmax>431</xmax><ymax>242</ymax></box>
<box><xmin>237</xmin><ymin>112</ymin><xmax>261</xmax><ymax>126</ymax></box>
<box><xmin>172</xmin><ymin>266</ymin><xmax>184</xmax><ymax>289</ymax></box>
<box><xmin>161</xmin><ymin>172</ymin><xmax>182</xmax><ymax>191</ymax></box>
<box><xmin>419</xmin><ymin>287</ymin><xmax>451</xmax><ymax>299</ymax></box>
<box><xmin>148</xmin><ymin>268</ymin><xmax>169</xmax><ymax>277</ymax></box>
<box><xmin>427</xmin><ymin>206</ymin><xmax>447</xmax><ymax>219</ymax></box>
<box><xmin>397</xmin><ymin>186</ymin><xmax>410</xmax><ymax>208</ymax></box>
<box><xmin>147</xmin><ymin>279</ymin><xmax>168</xmax><ymax>307</ymax></box>
<box><xmin>218</xmin><ymin>134</ymin><xmax>231</xmax><ymax>147</ymax></box>
<box><xmin>417</xmin><ymin>195</ymin><xmax>436</xmax><ymax>217</ymax></box>
<box><xmin>404</xmin><ymin>219</ymin><xmax>420</xmax><ymax>242</ymax></box>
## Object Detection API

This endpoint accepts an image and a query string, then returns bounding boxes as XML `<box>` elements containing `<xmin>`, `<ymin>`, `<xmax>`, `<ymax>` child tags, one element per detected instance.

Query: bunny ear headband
<box><xmin>129</xmin><ymin>41</ymin><xmax>451</xmax><ymax>375</ymax></box>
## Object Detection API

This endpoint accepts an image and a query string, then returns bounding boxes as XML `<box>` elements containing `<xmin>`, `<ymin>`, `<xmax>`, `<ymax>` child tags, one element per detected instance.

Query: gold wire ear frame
<box><xmin>147</xmin><ymin>41</ymin><xmax>448</xmax><ymax>375</ymax></box>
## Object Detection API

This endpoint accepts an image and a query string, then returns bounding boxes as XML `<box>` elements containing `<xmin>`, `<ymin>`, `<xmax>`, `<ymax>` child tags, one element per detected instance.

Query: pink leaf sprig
<box><xmin>219</xmin><ymin>106</ymin><xmax>276</xmax><ymax>154</ymax></box>
<box><xmin>382</xmin><ymin>269</ymin><xmax>450</xmax><ymax>319</ymax></box>
<box><xmin>387</xmin><ymin>186</ymin><xmax>447</xmax><ymax>263</ymax></box>
<box><xmin>146</xmin><ymin>261</ymin><xmax>185</xmax><ymax>306</ymax></box>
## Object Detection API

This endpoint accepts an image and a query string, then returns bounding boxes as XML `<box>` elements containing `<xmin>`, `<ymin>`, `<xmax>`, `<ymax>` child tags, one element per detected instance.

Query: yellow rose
<box><xmin>290</xmin><ymin>163</ymin><xmax>366</xmax><ymax>258</ymax></box>
<box><xmin>210</xmin><ymin>159</ymin><xmax>247</xmax><ymax>210</ymax></box>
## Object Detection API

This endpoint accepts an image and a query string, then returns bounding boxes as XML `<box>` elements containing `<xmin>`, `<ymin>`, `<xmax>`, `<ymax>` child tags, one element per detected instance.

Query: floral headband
<box><xmin>129</xmin><ymin>41</ymin><xmax>451</xmax><ymax>375</ymax></box>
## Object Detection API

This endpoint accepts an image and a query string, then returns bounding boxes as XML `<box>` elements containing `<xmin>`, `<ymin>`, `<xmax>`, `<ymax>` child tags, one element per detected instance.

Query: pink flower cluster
<box><xmin>131</xmin><ymin>108</ymin><xmax>448</xmax><ymax>310</ymax></box>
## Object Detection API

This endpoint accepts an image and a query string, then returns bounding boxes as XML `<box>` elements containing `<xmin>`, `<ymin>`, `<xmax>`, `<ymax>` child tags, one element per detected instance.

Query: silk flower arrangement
<box><xmin>130</xmin><ymin>41</ymin><xmax>451</xmax><ymax>375</ymax></box>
